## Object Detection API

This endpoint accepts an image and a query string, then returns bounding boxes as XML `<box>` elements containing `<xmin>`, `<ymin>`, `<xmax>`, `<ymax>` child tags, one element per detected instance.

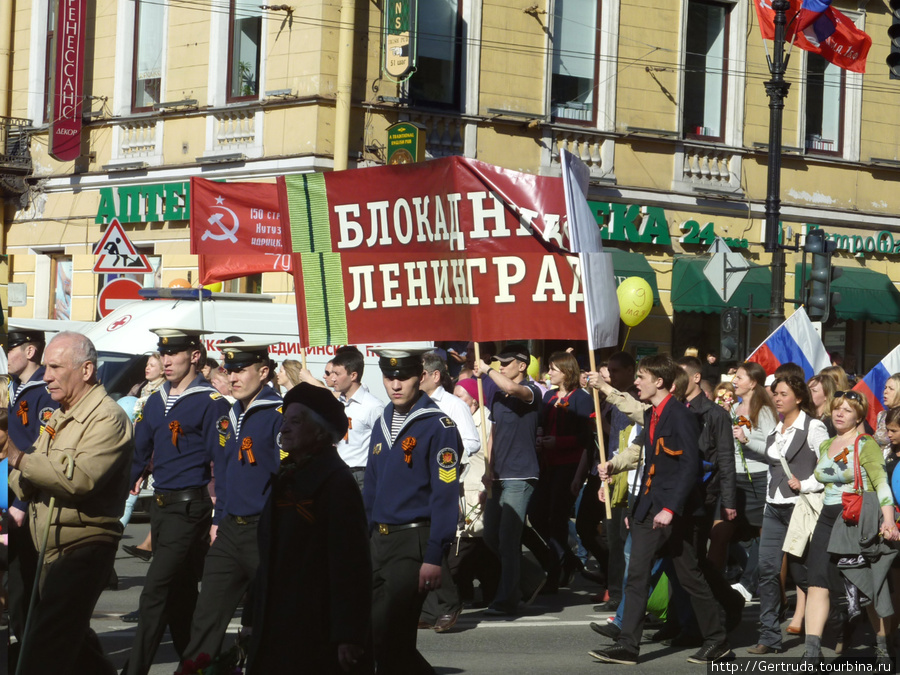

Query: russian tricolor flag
<box><xmin>747</xmin><ymin>307</ymin><xmax>831</xmax><ymax>380</ymax></box>
<box><xmin>853</xmin><ymin>345</ymin><xmax>900</xmax><ymax>431</ymax></box>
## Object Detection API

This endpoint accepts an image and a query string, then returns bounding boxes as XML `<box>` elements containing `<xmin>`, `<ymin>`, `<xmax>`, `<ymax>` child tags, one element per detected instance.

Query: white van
<box><xmin>10</xmin><ymin>290</ymin><xmax>430</xmax><ymax>403</ymax></box>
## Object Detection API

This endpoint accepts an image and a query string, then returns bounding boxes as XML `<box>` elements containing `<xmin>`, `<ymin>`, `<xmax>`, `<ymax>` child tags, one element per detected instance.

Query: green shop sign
<box><xmin>588</xmin><ymin>201</ymin><xmax>749</xmax><ymax>249</ymax></box>
<box><xmin>95</xmin><ymin>182</ymin><xmax>190</xmax><ymax>224</ymax></box>
<box><xmin>811</xmin><ymin>226</ymin><xmax>900</xmax><ymax>258</ymax></box>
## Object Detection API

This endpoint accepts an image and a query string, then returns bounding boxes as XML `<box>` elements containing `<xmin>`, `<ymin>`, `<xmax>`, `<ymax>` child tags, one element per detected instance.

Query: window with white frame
<box><xmin>804</xmin><ymin>53</ymin><xmax>844</xmax><ymax>155</ymax></box>
<box><xmin>550</xmin><ymin>0</ymin><xmax>600</xmax><ymax>123</ymax></box>
<box><xmin>683</xmin><ymin>0</ymin><xmax>729</xmax><ymax>141</ymax></box>
<box><xmin>408</xmin><ymin>0</ymin><xmax>462</xmax><ymax>109</ymax></box>
<box><xmin>132</xmin><ymin>0</ymin><xmax>165</xmax><ymax>111</ymax></box>
<box><xmin>228</xmin><ymin>0</ymin><xmax>263</xmax><ymax>101</ymax></box>
<box><xmin>43</xmin><ymin>1</ymin><xmax>56</xmax><ymax>124</ymax></box>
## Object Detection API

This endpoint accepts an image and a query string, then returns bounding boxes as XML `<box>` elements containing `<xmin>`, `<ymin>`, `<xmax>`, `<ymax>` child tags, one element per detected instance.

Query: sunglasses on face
<box><xmin>324</xmin><ymin>370</ymin><xmax>333</xmax><ymax>377</ymax></box>
<box><xmin>835</xmin><ymin>390</ymin><xmax>863</xmax><ymax>403</ymax></box>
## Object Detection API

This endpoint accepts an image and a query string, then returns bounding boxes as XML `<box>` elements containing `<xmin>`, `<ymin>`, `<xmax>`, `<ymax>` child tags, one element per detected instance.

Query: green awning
<box><xmin>671</xmin><ymin>255</ymin><xmax>771</xmax><ymax>315</ymax></box>
<box><xmin>793</xmin><ymin>263</ymin><xmax>900</xmax><ymax>323</ymax></box>
<box><xmin>609</xmin><ymin>249</ymin><xmax>661</xmax><ymax>305</ymax></box>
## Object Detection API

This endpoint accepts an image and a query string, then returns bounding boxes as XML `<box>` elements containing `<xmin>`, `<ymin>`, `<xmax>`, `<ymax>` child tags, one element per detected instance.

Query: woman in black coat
<box><xmin>248</xmin><ymin>383</ymin><xmax>373</xmax><ymax>674</ymax></box>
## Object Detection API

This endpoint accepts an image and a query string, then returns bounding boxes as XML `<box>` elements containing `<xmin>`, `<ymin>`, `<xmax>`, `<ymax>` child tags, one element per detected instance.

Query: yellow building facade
<box><xmin>2</xmin><ymin>0</ymin><xmax>899</xmax><ymax>372</ymax></box>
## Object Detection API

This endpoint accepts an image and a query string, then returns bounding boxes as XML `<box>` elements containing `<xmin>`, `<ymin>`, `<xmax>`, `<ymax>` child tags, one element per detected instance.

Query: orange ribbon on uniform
<box><xmin>169</xmin><ymin>421</ymin><xmax>183</xmax><ymax>448</ymax></box>
<box><xmin>401</xmin><ymin>436</ymin><xmax>417</xmax><ymax>466</ymax></box>
<box><xmin>240</xmin><ymin>437</ymin><xmax>257</xmax><ymax>465</ymax></box>
<box><xmin>17</xmin><ymin>400</ymin><xmax>28</xmax><ymax>426</ymax></box>
<box><xmin>45</xmin><ymin>426</ymin><xmax>56</xmax><ymax>439</ymax></box>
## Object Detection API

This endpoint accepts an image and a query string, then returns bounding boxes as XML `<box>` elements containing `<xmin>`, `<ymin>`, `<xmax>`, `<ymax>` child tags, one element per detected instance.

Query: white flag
<box><xmin>561</xmin><ymin>150</ymin><xmax>619</xmax><ymax>350</ymax></box>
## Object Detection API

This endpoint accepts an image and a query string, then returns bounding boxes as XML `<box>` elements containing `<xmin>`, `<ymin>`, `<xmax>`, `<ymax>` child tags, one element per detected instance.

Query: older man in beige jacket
<box><xmin>8</xmin><ymin>331</ymin><xmax>134</xmax><ymax>675</ymax></box>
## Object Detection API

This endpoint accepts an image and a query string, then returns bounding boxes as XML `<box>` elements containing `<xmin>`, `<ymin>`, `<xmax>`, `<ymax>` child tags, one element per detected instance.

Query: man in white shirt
<box><xmin>421</xmin><ymin>352</ymin><xmax>480</xmax><ymax>458</ymax></box>
<box><xmin>331</xmin><ymin>347</ymin><xmax>384</xmax><ymax>490</ymax></box>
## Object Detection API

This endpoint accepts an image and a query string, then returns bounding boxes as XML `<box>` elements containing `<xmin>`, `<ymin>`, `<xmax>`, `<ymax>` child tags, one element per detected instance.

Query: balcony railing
<box><xmin>0</xmin><ymin>117</ymin><xmax>33</xmax><ymax>174</ymax></box>
<box><xmin>404</xmin><ymin>112</ymin><xmax>465</xmax><ymax>158</ymax></box>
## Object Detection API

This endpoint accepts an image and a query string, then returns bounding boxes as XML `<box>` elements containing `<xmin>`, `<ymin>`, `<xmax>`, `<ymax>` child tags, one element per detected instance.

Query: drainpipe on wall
<box><xmin>333</xmin><ymin>0</ymin><xmax>356</xmax><ymax>172</ymax></box>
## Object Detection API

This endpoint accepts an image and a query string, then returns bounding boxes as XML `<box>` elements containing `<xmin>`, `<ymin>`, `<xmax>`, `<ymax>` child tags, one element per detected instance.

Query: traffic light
<box><xmin>889</xmin><ymin>0</ymin><xmax>900</xmax><ymax>79</ymax></box>
<box><xmin>720</xmin><ymin>307</ymin><xmax>742</xmax><ymax>362</ymax></box>
<box><xmin>804</xmin><ymin>229</ymin><xmax>842</xmax><ymax>322</ymax></box>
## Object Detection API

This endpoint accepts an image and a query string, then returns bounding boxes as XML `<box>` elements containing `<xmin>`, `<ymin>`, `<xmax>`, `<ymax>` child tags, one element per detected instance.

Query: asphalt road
<box><xmin>65</xmin><ymin>521</ymin><xmax>884</xmax><ymax>674</ymax></box>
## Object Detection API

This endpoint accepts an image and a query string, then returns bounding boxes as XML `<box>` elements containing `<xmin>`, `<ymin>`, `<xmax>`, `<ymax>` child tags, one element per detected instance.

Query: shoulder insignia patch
<box><xmin>39</xmin><ymin>407</ymin><xmax>55</xmax><ymax>425</ymax></box>
<box><xmin>437</xmin><ymin>447</ymin><xmax>458</xmax><ymax>469</ymax></box>
<box><xmin>439</xmin><ymin>467</ymin><xmax>457</xmax><ymax>483</ymax></box>
<box><xmin>276</xmin><ymin>431</ymin><xmax>283</xmax><ymax>449</ymax></box>
<box><xmin>373</xmin><ymin>442</ymin><xmax>382</xmax><ymax>455</ymax></box>
<box><xmin>134</xmin><ymin>410</ymin><xmax>143</xmax><ymax>423</ymax></box>
<box><xmin>217</xmin><ymin>416</ymin><xmax>231</xmax><ymax>446</ymax></box>
<box><xmin>440</xmin><ymin>416</ymin><xmax>456</xmax><ymax>428</ymax></box>
<box><xmin>210</xmin><ymin>392</ymin><xmax>222</xmax><ymax>400</ymax></box>
<box><xmin>277</xmin><ymin>406</ymin><xmax>283</xmax><ymax>414</ymax></box>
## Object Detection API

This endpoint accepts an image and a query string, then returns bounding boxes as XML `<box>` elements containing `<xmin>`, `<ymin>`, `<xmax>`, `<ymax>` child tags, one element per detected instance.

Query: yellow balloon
<box><xmin>203</xmin><ymin>282</ymin><xmax>223</xmax><ymax>293</ymax></box>
<box><xmin>616</xmin><ymin>277</ymin><xmax>653</xmax><ymax>327</ymax></box>
<box><xmin>527</xmin><ymin>355</ymin><xmax>540</xmax><ymax>381</ymax></box>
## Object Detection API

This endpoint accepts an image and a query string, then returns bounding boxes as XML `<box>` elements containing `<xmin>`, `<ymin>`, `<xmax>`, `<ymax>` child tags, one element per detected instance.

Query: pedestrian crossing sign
<box><xmin>93</xmin><ymin>218</ymin><xmax>152</xmax><ymax>273</ymax></box>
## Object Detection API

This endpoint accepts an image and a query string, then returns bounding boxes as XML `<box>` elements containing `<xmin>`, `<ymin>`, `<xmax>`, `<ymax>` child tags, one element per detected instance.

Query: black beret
<box><xmin>283</xmin><ymin>382</ymin><xmax>349</xmax><ymax>441</ymax></box>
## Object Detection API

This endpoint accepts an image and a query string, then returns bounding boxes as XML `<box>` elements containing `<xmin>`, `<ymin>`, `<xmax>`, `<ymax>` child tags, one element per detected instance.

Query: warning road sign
<box><xmin>93</xmin><ymin>218</ymin><xmax>152</xmax><ymax>273</ymax></box>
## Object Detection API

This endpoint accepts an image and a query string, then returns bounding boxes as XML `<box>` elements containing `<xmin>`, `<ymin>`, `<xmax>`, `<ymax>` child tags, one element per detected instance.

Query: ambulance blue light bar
<box><xmin>138</xmin><ymin>288</ymin><xmax>212</xmax><ymax>300</ymax></box>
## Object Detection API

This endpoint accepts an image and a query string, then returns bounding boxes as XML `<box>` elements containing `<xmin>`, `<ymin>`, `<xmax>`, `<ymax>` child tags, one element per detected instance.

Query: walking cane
<box><xmin>16</xmin><ymin>454</ymin><xmax>75</xmax><ymax>675</ymax></box>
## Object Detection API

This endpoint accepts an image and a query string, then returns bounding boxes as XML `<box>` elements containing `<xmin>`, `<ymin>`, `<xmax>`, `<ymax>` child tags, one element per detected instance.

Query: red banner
<box><xmin>198</xmin><ymin>254</ymin><xmax>293</xmax><ymax>285</ymax></box>
<box><xmin>279</xmin><ymin>157</ymin><xmax>601</xmax><ymax>346</ymax></box>
<box><xmin>753</xmin><ymin>0</ymin><xmax>870</xmax><ymax>73</ymax></box>
<box><xmin>50</xmin><ymin>0</ymin><xmax>87</xmax><ymax>161</ymax></box>
<box><xmin>189</xmin><ymin>178</ymin><xmax>285</xmax><ymax>255</ymax></box>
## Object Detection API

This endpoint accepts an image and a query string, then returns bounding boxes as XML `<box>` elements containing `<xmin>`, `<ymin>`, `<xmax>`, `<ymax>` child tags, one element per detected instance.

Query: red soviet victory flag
<box><xmin>191</xmin><ymin>177</ymin><xmax>293</xmax><ymax>283</ymax></box>
<box><xmin>753</xmin><ymin>0</ymin><xmax>871</xmax><ymax>73</ymax></box>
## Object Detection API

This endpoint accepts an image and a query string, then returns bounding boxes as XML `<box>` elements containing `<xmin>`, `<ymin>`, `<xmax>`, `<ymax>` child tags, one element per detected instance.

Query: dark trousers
<box><xmin>8</xmin><ymin>524</ymin><xmax>38</xmax><ymax>641</ymax></box>
<box><xmin>530</xmin><ymin>462</ymin><xmax>580</xmax><ymax>569</ymax></box>
<box><xmin>125</xmin><ymin>497</ymin><xmax>212</xmax><ymax>675</ymax></box>
<box><xmin>420</xmin><ymin>549</ymin><xmax>461</xmax><ymax>624</ymax></box>
<box><xmin>618</xmin><ymin>513</ymin><xmax>727</xmax><ymax>653</ymax></box>
<box><xmin>371</xmin><ymin>527</ymin><xmax>434</xmax><ymax>675</ymax></box>
<box><xmin>16</xmin><ymin>542</ymin><xmax>118</xmax><ymax>675</ymax></box>
<box><xmin>758</xmin><ymin>502</ymin><xmax>808</xmax><ymax>648</ymax></box>
<box><xmin>605</xmin><ymin>505</ymin><xmax>628</xmax><ymax>603</ymax></box>
<box><xmin>575</xmin><ymin>475</ymin><xmax>609</xmax><ymax>585</ymax></box>
<box><xmin>182</xmin><ymin>516</ymin><xmax>260</xmax><ymax>662</ymax></box>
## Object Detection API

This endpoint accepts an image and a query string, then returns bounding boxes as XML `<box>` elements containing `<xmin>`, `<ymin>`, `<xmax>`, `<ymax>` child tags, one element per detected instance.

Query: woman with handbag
<box><xmin>802</xmin><ymin>391</ymin><xmax>899</xmax><ymax>662</ymax></box>
<box><xmin>748</xmin><ymin>376</ymin><xmax>828</xmax><ymax>655</ymax></box>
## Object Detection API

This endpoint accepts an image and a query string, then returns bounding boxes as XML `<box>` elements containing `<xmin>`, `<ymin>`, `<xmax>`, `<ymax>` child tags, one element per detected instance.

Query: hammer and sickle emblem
<box><xmin>202</xmin><ymin>200</ymin><xmax>240</xmax><ymax>243</ymax></box>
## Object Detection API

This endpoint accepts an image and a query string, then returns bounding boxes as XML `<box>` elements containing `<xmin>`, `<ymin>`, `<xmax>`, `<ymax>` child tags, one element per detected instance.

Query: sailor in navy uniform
<box><xmin>124</xmin><ymin>328</ymin><xmax>232</xmax><ymax>675</ymax></box>
<box><xmin>363</xmin><ymin>349</ymin><xmax>462</xmax><ymax>675</ymax></box>
<box><xmin>181</xmin><ymin>342</ymin><xmax>283</xmax><ymax>664</ymax></box>
<box><xmin>6</xmin><ymin>329</ymin><xmax>59</xmax><ymax>644</ymax></box>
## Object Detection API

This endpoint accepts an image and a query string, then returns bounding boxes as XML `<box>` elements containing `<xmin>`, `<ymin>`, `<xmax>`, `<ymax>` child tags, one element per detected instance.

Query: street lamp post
<box><xmin>764</xmin><ymin>0</ymin><xmax>792</xmax><ymax>333</ymax></box>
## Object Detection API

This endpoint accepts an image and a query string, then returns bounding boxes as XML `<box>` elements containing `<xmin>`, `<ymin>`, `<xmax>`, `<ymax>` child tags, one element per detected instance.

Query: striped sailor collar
<box><xmin>229</xmin><ymin>385</ymin><xmax>283</xmax><ymax>430</ymax></box>
<box><xmin>379</xmin><ymin>390</ymin><xmax>443</xmax><ymax>443</ymax></box>
<box><xmin>10</xmin><ymin>367</ymin><xmax>49</xmax><ymax>402</ymax></box>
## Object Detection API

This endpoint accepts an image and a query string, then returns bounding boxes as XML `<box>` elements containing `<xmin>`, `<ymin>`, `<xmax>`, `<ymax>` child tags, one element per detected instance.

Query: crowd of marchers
<box><xmin>3</xmin><ymin>330</ymin><xmax>900</xmax><ymax>674</ymax></box>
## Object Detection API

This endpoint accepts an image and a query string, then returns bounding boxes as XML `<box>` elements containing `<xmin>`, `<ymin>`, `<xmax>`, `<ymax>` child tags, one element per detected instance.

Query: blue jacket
<box><xmin>213</xmin><ymin>387</ymin><xmax>283</xmax><ymax>523</ymax></box>
<box><xmin>131</xmin><ymin>375</ymin><xmax>232</xmax><ymax>491</ymax></box>
<box><xmin>8</xmin><ymin>367</ymin><xmax>59</xmax><ymax>451</ymax></box>
<box><xmin>363</xmin><ymin>392</ymin><xmax>462</xmax><ymax>566</ymax></box>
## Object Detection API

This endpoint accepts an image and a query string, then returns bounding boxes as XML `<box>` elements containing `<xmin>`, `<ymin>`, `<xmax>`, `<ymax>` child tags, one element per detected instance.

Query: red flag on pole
<box><xmin>753</xmin><ymin>0</ymin><xmax>871</xmax><ymax>73</ymax></box>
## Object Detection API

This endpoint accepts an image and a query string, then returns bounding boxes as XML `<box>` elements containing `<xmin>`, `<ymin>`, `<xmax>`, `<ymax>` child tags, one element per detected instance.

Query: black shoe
<box><xmin>589</xmin><ymin>644</ymin><xmax>639</xmax><ymax>665</ymax></box>
<box><xmin>121</xmin><ymin>609</ymin><xmax>141</xmax><ymax>623</ymax></box>
<box><xmin>590</xmin><ymin>621</ymin><xmax>621</xmax><ymax>640</ymax></box>
<box><xmin>724</xmin><ymin>591</ymin><xmax>745</xmax><ymax>633</ymax></box>
<box><xmin>106</xmin><ymin>568</ymin><xmax>119</xmax><ymax>591</ymax></box>
<box><xmin>687</xmin><ymin>642</ymin><xmax>733</xmax><ymax>664</ymax></box>
<box><xmin>651</xmin><ymin>623</ymin><xmax>682</xmax><ymax>643</ymax></box>
<box><xmin>593</xmin><ymin>600</ymin><xmax>620</xmax><ymax>613</ymax></box>
<box><xmin>746</xmin><ymin>644</ymin><xmax>783</xmax><ymax>655</ymax></box>
<box><xmin>123</xmin><ymin>545</ymin><xmax>153</xmax><ymax>562</ymax></box>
